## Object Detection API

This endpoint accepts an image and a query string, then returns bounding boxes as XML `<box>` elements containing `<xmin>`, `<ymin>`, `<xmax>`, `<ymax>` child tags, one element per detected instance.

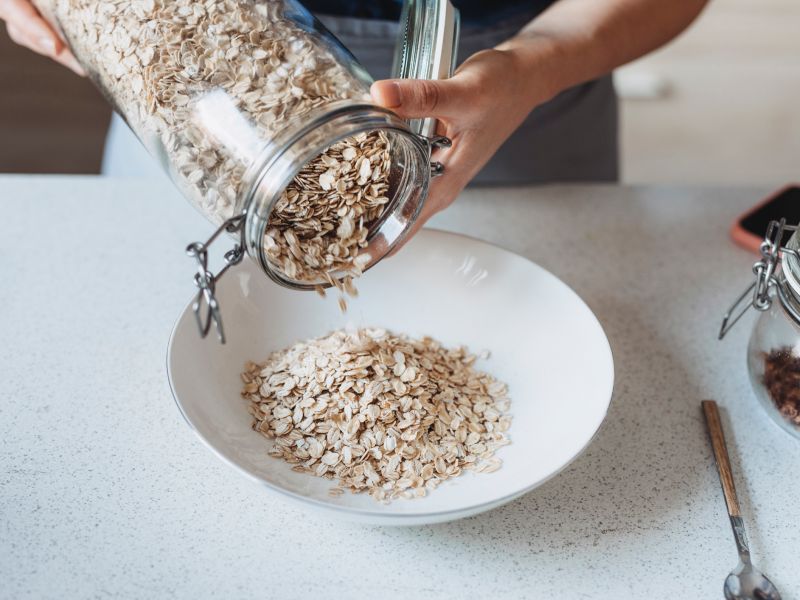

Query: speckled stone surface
<box><xmin>1</xmin><ymin>176</ymin><xmax>798</xmax><ymax>599</ymax></box>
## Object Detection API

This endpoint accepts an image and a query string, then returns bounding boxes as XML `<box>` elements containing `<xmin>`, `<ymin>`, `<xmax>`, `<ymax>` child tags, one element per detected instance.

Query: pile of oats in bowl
<box><xmin>241</xmin><ymin>328</ymin><xmax>512</xmax><ymax>502</ymax></box>
<box><xmin>35</xmin><ymin>0</ymin><xmax>392</xmax><ymax>287</ymax></box>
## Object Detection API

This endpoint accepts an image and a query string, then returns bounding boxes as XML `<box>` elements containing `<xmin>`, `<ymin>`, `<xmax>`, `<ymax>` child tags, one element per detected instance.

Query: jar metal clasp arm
<box><xmin>185</xmin><ymin>213</ymin><xmax>247</xmax><ymax>344</ymax></box>
<box><xmin>719</xmin><ymin>280</ymin><xmax>760</xmax><ymax>340</ymax></box>
<box><xmin>425</xmin><ymin>133</ymin><xmax>451</xmax><ymax>177</ymax></box>
<box><xmin>720</xmin><ymin>218</ymin><xmax>800</xmax><ymax>339</ymax></box>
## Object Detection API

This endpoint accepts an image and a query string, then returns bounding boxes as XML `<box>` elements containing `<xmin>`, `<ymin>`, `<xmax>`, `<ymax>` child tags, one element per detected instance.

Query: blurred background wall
<box><xmin>0</xmin><ymin>0</ymin><xmax>797</xmax><ymax>183</ymax></box>
<box><xmin>618</xmin><ymin>0</ymin><xmax>799</xmax><ymax>184</ymax></box>
<box><xmin>0</xmin><ymin>25</ymin><xmax>109</xmax><ymax>173</ymax></box>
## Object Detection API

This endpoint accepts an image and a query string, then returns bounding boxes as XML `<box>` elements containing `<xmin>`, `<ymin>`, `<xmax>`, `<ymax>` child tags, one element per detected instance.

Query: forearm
<box><xmin>497</xmin><ymin>0</ymin><xmax>709</xmax><ymax>108</ymax></box>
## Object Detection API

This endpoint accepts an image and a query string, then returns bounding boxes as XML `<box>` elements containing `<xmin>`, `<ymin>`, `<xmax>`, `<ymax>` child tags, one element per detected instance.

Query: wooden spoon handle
<box><xmin>702</xmin><ymin>400</ymin><xmax>741</xmax><ymax>517</ymax></box>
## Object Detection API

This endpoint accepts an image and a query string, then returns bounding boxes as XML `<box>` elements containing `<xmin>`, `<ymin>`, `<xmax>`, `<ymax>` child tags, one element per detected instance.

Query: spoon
<box><xmin>701</xmin><ymin>400</ymin><xmax>781</xmax><ymax>600</ymax></box>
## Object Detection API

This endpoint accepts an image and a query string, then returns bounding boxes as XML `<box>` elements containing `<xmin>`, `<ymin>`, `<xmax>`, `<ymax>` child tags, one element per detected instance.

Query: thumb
<box><xmin>370</xmin><ymin>78</ymin><xmax>459</xmax><ymax>119</ymax></box>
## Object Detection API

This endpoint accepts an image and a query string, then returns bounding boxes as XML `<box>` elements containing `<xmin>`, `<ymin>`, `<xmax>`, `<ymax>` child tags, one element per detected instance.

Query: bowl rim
<box><xmin>166</xmin><ymin>228</ymin><xmax>615</xmax><ymax>521</ymax></box>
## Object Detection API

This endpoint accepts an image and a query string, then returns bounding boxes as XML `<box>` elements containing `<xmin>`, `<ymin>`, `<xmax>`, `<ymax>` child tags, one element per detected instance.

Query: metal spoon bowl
<box><xmin>724</xmin><ymin>555</ymin><xmax>781</xmax><ymax>600</ymax></box>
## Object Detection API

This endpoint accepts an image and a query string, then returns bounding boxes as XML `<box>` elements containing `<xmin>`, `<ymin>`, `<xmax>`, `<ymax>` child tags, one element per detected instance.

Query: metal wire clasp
<box><xmin>186</xmin><ymin>214</ymin><xmax>246</xmax><ymax>344</ymax></box>
<box><xmin>719</xmin><ymin>218</ymin><xmax>800</xmax><ymax>339</ymax></box>
<box><xmin>425</xmin><ymin>134</ymin><xmax>451</xmax><ymax>177</ymax></box>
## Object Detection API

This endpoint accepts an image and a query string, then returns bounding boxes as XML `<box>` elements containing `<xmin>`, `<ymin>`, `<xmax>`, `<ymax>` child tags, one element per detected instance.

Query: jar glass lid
<box><xmin>392</xmin><ymin>0</ymin><xmax>460</xmax><ymax>137</ymax></box>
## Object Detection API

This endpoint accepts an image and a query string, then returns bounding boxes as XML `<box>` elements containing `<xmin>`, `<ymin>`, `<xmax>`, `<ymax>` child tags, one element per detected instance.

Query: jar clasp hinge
<box><xmin>425</xmin><ymin>134</ymin><xmax>451</xmax><ymax>178</ymax></box>
<box><xmin>185</xmin><ymin>213</ymin><xmax>246</xmax><ymax>344</ymax></box>
<box><xmin>719</xmin><ymin>218</ymin><xmax>800</xmax><ymax>339</ymax></box>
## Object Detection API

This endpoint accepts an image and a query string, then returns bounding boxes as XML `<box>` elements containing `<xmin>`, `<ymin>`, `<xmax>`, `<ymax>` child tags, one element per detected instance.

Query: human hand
<box><xmin>0</xmin><ymin>0</ymin><xmax>84</xmax><ymax>75</ymax></box>
<box><xmin>371</xmin><ymin>47</ymin><xmax>554</xmax><ymax>244</ymax></box>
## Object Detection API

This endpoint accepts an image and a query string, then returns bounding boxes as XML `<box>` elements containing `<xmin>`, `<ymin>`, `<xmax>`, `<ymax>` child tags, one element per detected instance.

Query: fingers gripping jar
<box><xmin>720</xmin><ymin>219</ymin><xmax>800</xmax><ymax>439</ymax></box>
<box><xmin>33</xmin><ymin>0</ymin><xmax>459</xmax><ymax>341</ymax></box>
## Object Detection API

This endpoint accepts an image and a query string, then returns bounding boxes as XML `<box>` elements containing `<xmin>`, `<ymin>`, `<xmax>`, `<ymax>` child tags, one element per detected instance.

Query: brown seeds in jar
<box><xmin>763</xmin><ymin>347</ymin><xmax>800</xmax><ymax>426</ymax></box>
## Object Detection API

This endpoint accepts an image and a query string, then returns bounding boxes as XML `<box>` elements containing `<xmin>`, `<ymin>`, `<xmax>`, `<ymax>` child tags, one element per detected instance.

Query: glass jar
<box><xmin>33</xmin><ymin>0</ymin><xmax>459</xmax><ymax>340</ymax></box>
<box><xmin>721</xmin><ymin>219</ymin><xmax>800</xmax><ymax>439</ymax></box>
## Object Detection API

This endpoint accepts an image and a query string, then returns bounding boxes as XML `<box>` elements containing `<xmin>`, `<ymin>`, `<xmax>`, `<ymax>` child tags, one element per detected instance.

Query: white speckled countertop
<box><xmin>1</xmin><ymin>176</ymin><xmax>798</xmax><ymax>599</ymax></box>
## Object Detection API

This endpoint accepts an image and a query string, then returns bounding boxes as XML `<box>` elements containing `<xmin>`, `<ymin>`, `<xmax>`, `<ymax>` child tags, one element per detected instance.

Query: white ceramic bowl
<box><xmin>168</xmin><ymin>229</ymin><xmax>614</xmax><ymax>525</ymax></box>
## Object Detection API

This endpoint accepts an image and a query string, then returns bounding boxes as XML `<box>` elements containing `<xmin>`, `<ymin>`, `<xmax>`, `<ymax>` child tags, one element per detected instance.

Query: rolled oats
<box><xmin>36</xmin><ymin>0</ymin><xmax>391</xmax><ymax>286</ymax></box>
<box><xmin>241</xmin><ymin>328</ymin><xmax>512</xmax><ymax>502</ymax></box>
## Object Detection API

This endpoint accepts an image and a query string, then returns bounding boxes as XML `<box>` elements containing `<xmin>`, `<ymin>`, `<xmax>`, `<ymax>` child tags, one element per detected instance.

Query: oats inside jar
<box><xmin>34</xmin><ymin>0</ymin><xmax>392</xmax><ymax>288</ymax></box>
<box><xmin>263</xmin><ymin>131</ymin><xmax>392</xmax><ymax>286</ymax></box>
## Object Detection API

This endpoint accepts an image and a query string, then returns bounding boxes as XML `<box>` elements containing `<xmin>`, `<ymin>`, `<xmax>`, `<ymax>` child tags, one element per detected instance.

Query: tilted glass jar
<box><xmin>720</xmin><ymin>219</ymin><xmax>800</xmax><ymax>440</ymax></box>
<box><xmin>33</xmin><ymin>0</ymin><xmax>459</xmax><ymax>341</ymax></box>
